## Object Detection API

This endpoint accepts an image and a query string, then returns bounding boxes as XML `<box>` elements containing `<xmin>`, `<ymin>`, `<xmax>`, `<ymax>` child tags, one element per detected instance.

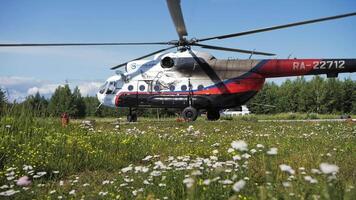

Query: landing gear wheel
<box><xmin>207</xmin><ymin>110</ymin><xmax>220</xmax><ymax>121</ymax></box>
<box><xmin>127</xmin><ymin>113</ymin><xmax>137</xmax><ymax>122</ymax></box>
<box><xmin>182</xmin><ymin>106</ymin><xmax>198</xmax><ymax>122</ymax></box>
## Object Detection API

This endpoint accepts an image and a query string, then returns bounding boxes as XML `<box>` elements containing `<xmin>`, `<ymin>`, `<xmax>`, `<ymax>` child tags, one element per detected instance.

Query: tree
<box><xmin>23</xmin><ymin>92</ymin><xmax>48</xmax><ymax>117</ymax></box>
<box><xmin>0</xmin><ymin>88</ymin><xmax>7</xmax><ymax>115</ymax></box>
<box><xmin>342</xmin><ymin>78</ymin><xmax>354</xmax><ymax>114</ymax></box>
<box><xmin>72</xmin><ymin>87</ymin><xmax>86</xmax><ymax>118</ymax></box>
<box><xmin>48</xmin><ymin>84</ymin><xmax>74</xmax><ymax>117</ymax></box>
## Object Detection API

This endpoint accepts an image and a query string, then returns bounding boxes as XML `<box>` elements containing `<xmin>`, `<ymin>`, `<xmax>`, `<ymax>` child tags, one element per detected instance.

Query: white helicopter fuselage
<box><xmin>97</xmin><ymin>50</ymin><xmax>356</xmax><ymax>113</ymax></box>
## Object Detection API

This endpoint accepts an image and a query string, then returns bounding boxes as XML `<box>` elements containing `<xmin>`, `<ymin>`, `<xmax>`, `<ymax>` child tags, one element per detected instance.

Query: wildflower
<box><xmin>203</xmin><ymin>179</ymin><xmax>211</xmax><ymax>185</ymax></box>
<box><xmin>256</xmin><ymin>144</ymin><xmax>264</xmax><ymax>148</ymax></box>
<box><xmin>142</xmin><ymin>155</ymin><xmax>153</xmax><ymax>161</ymax></box>
<box><xmin>0</xmin><ymin>185</ymin><xmax>9</xmax><ymax>189</ymax></box>
<box><xmin>266</xmin><ymin>147</ymin><xmax>278</xmax><ymax>155</ymax></box>
<box><xmin>150</xmin><ymin>171</ymin><xmax>161</xmax><ymax>177</ymax></box>
<box><xmin>183</xmin><ymin>177</ymin><xmax>194</xmax><ymax>188</ymax></box>
<box><xmin>233</xmin><ymin>155</ymin><xmax>241</xmax><ymax>161</ymax></box>
<box><xmin>191</xmin><ymin>170</ymin><xmax>202</xmax><ymax>176</ymax></box>
<box><xmin>242</xmin><ymin>153</ymin><xmax>251</xmax><ymax>159</ymax></box>
<box><xmin>37</xmin><ymin>171</ymin><xmax>47</xmax><ymax>176</ymax></box>
<box><xmin>282</xmin><ymin>182</ymin><xmax>291</xmax><ymax>187</ymax></box>
<box><xmin>53</xmin><ymin>171</ymin><xmax>59</xmax><ymax>174</ymax></box>
<box><xmin>99</xmin><ymin>191</ymin><xmax>108</xmax><ymax>196</ymax></box>
<box><xmin>49</xmin><ymin>190</ymin><xmax>56</xmax><ymax>194</ymax></box>
<box><xmin>83</xmin><ymin>183</ymin><xmax>90</xmax><ymax>187</ymax></box>
<box><xmin>250</xmin><ymin>149</ymin><xmax>257</xmax><ymax>154</ymax></box>
<box><xmin>69</xmin><ymin>190</ymin><xmax>76</xmax><ymax>195</ymax></box>
<box><xmin>0</xmin><ymin>189</ymin><xmax>19</xmax><ymax>196</ymax></box>
<box><xmin>220</xmin><ymin>179</ymin><xmax>233</xmax><ymax>185</ymax></box>
<box><xmin>211</xmin><ymin>143</ymin><xmax>220</xmax><ymax>147</ymax></box>
<box><xmin>320</xmin><ymin>163</ymin><xmax>339</xmax><ymax>174</ymax></box>
<box><xmin>23</xmin><ymin>165</ymin><xmax>33</xmax><ymax>171</ymax></box>
<box><xmin>121</xmin><ymin>166</ymin><xmax>133</xmax><ymax>173</ymax></box>
<box><xmin>231</xmin><ymin>140</ymin><xmax>248</xmax><ymax>151</ymax></box>
<box><xmin>212</xmin><ymin>149</ymin><xmax>219</xmax><ymax>154</ymax></box>
<box><xmin>6</xmin><ymin>167</ymin><xmax>16</xmax><ymax>171</ymax></box>
<box><xmin>5</xmin><ymin>125</ymin><xmax>11</xmax><ymax>128</ymax></box>
<box><xmin>311</xmin><ymin>168</ymin><xmax>322</xmax><ymax>174</ymax></box>
<box><xmin>59</xmin><ymin>181</ymin><xmax>64</xmax><ymax>186</ymax></box>
<box><xmin>102</xmin><ymin>180</ymin><xmax>110</xmax><ymax>185</ymax></box>
<box><xmin>33</xmin><ymin>171</ymin><xmax>47</xmax><ymax>178</ymax></box>
<box><xmin>16</xmin><ymin>176</ymin><xmax>31</xmax><ymax>187</ymax></box>
<box><xmin>187</xmin><ymin>125</ymin><xmax>194</xmax><ymax>133</ymax></box>
<box><xmin>279</xmin><ymin>164</ymin><xmax>295</xmax><ymax>175</ymax></box>
<box><xmin>232</xmin><ymin>180</ymin><xmax>246</xmax><ymax>192</ymax></box>
<box><xmin>304</xmin><ymin>176</ymin><xmax>318</xmax><ymax>184</ymax></box>
<box><xmin>227</xmin><ymin>148</ymin><xmax>235</xmax><ymax>153</ymax></box>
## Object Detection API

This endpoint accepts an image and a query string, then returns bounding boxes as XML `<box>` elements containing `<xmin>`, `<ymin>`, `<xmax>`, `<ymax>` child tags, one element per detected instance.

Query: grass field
<box><xmin>0</xmin><ymin>116</ymin><xmax>355</xmax><ymax>199</ymax></box>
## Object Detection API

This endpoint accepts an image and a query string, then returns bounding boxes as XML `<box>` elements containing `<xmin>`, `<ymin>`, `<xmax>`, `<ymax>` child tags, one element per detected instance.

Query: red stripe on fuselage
<box><xmin>257</xmin><ymin>59</ymin><xmax>322</xmax><ymax>78</ymax></box>
<box><xmin>115</xmin><ymin>72</ymin><xmax>265</xmax><ymax>106</ymax></box>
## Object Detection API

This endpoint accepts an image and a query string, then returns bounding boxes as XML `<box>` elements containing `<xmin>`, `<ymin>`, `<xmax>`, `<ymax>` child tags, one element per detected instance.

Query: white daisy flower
<box><xmin>320</xmin><ymin>163</ymin><xmax>339</xmax><ymax>174</ymax></box>
<box><xmin>231</xmin><ymin>140</ymin><xmax>248</xmax><ymax>151</ymax></box>
<box><xmin>232</xmin><ymin>180</ymin><xmax>246</xmax><ymax>192</ymax></box>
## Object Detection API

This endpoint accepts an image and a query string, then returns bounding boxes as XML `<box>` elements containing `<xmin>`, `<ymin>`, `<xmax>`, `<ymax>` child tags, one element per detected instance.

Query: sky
<box><xmin>1</xmin><ymin>0</ymin><xmax>356</xmax><ymax>102</ymax></box>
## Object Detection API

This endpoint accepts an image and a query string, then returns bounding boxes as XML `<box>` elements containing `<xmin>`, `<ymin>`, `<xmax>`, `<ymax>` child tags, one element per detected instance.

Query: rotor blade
<box><xmin>110</xmin><ymin>46</ymin><xmax>176</xmax><ymax>70</ymax></box>
<box><xmin>197</xmin><ymin>12</ymin><xmax>356</xmax><ymax>42</ymax></box>
<box><xmin>193</xmin><ymin>43</ymin><xmax>275</xmax><ymax>56</ymax></box>
<box><xmin>166</xmin><ymin>0</ymin><xmax>188</xmax><ymax>40</ymax></box>
<box><xmin>0</xmin><ymin>42</ymin><xmax>170</xmax><ymax>47</ymax></box>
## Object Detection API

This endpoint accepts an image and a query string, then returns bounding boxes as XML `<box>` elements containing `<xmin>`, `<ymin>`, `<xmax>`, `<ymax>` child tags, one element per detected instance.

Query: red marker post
<box><xmin>61</xmin><ymin>112</ymin><xmax>69</xmax><ymax>127</ymax></box>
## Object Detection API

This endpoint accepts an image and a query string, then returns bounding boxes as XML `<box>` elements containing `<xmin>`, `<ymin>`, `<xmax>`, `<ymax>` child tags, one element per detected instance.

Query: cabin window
<box><xmin>197</xmin><ymin>85</ymin><xmax>204</xmax><ymax>91</ymax></box>
<box><xmin>169</xmin><ymin>85</ymin><xmax>175</xmax><ymax>91</ymax></box>
<box><xmin>128</xmin><ymin>85</ymin><xmax>134</xmax><ymax>91</ymax></box>
<box><xmin>154</xmin><ymin>85</ymin><xmax>160</xmax><ymax>92</ymax></box>
<box><xmin>181</xmin><ymin>85</ymin><xmax>187</xmax><ymax>91</ymax></box>
<box><xmin>139</xmin><ymin>85</ymin><xmax>145</xmax><ymax>91</ymax></box>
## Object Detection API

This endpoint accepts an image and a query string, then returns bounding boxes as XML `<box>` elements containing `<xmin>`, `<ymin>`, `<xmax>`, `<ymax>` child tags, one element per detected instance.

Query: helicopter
<box><xmin>1</xmin><ymin>0</ymin><xmax>356</xmax><ymax>122</ymax></box>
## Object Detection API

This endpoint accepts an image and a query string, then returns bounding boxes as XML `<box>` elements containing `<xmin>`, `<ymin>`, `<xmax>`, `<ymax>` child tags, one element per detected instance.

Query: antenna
<box><xmin>249</xmin><ymin>49</ymin><xmax>256</xmax><ymax>59</ymax></box>
<box><xmin>287</xmin><ymin>53</ymin><xmax>293</xmax><ymax>59</ymax></box>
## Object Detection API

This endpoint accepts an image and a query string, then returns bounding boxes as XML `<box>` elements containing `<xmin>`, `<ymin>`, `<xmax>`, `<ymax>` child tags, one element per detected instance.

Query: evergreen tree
<box><xmin>48</xmin><ymin>84</ymin><xmax>74</xmax><ymax>117</ymax></box>
<box><xmin>83</xmin><ymin>96</ymin><xmax>100</xmax><ymax>117</ymax></box>
<box><xmin>0</xmin><ymin>88</ymin><xmax>8</xmax><ymax>115</ymax></box>
<box><xmin>342</xmin><ymin>78</ymin><xmax>354</xmax><ymax>114</ymax></box>
<box><xmin>351</xmin><ymin>81</ymin><xmax>356</xmax><ymax>114</ymax></box>
<box><xmin>72</xmin><ymin>87</ymin><xmax>86</xmax><ymax>118</ymax></box>
<box><xmin>23</xmin><ymin>92</ymin><xmax>48</xmax><ymax>117</ymax></box>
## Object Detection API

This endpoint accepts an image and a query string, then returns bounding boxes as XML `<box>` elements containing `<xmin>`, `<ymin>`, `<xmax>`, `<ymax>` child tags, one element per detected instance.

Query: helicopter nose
<box><xmin>96</xmin><ymin>92</ymin><xmax>105</xmax><ymax>104</ymax></box>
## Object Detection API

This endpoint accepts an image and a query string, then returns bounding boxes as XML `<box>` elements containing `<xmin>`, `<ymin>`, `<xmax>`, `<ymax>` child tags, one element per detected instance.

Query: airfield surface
<box><xmin>0</xmin><ymin>118</ymin><xmax>355</xmax><ymax>199</ymax></box>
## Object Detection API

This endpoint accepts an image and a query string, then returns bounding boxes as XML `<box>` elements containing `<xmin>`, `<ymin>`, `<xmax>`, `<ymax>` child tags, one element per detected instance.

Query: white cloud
<box><xmin>0</xmin><ymin>76</ymin><xmax>102</xmax><ymax>102</ymax></box>
<box><xmin>77</xmin><ymin>82</ymin><xmax>102</xmax><ymax>96</ymax></box>
<box><xmin>27</xmin><ymin>84</ymin><xmax>62</xmax><ymax>96</ymax></box>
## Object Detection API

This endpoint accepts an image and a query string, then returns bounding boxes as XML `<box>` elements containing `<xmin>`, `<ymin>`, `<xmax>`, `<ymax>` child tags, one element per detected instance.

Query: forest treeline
<box><xmin>0</xmin><ymin>76</ymin><xmax>355</xmax><ymax>118</ymax></box>
<box><xmin>247</xmin><ymin>76</ymin><xmax>356</xmax><ymax>114</ymax></box>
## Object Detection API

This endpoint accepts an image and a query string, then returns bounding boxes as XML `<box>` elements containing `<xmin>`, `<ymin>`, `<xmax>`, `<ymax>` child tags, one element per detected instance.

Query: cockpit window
<box><xmin>99</xmin><ymin>82</ymin><xmax>108</xmax><ymax>94</ymax></box>
<box><xmin>106</xmin><ymin>81</ymin><xmax>116</xmax><ymax>94</ymax></box>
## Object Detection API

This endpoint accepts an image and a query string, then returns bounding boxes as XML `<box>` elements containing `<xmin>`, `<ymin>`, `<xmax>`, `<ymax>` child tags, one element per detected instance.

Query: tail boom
<box><xmin>255</xmin><ymin>59</ymin><xmax>356</xmax><ymax>78</ymax></box>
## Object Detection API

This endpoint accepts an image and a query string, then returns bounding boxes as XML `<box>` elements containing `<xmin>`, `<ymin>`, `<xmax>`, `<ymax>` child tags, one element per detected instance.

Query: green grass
<box><xmin>0</xmin><ymin>116</ymin><xmax>355</xmax><ymax>199</ymax></box>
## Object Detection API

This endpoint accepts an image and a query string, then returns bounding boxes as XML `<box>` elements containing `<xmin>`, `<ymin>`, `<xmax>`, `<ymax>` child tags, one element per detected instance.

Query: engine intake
<box><xmin>160</xmin><ymin>57</ymin><xmax>175</xmax><ymax>68</ymax></box>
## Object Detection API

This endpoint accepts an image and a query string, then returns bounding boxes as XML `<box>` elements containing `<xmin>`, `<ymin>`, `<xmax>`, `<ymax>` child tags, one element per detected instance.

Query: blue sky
<box><xmin>0</xmin><ymin>0</ymin><xmax>356</xmax><ymax>101</ymax></box>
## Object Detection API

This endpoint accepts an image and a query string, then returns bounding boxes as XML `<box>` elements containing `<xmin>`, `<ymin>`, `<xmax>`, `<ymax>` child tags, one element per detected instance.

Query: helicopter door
<box><xmin>136</xmin><ymin>80</ymin><xmax>152</xmax><ymax>107</ymax></box>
